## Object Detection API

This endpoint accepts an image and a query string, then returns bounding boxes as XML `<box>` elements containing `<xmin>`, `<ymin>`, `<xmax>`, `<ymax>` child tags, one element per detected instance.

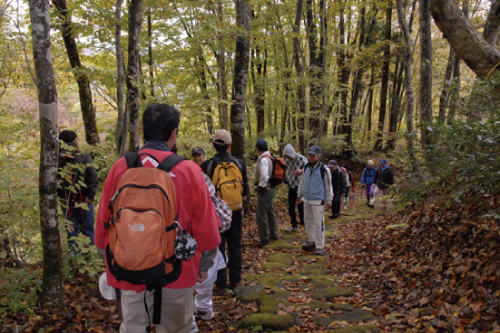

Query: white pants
<box><xmin>194</xmin><ymin>249</ymin><xmax>226</xmax><ymax>312</ymax></box>
<box><xmin>303</xmin><ymin>202</ymin><xmax>325</xmax><ymax>250</ymax></box>
<box><xmin>119</xmin><ymin>286</ymin><xmax>194</xmax><ymax>333</ymax></box>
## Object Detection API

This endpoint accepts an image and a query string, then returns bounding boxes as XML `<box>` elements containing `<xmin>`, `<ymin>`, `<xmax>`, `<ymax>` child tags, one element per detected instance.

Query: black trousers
<box><xmin>331</xmin><ymin>190</ymin><xmax>343</xmax><ymax>217</ymax></box>
<box><xmin>216</xmin><ymin>209</ymin><xmax>243</xmax><ymax>288</ymax></box>
<box><xmin>288</xmin><ymin>187</ymin><xmax>304</xmax><ymax>228</ymax></box>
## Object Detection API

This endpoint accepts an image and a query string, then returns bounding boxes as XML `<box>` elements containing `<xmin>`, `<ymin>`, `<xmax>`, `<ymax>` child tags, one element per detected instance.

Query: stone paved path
<box><xmin>229</xmin><ymin>197</ymin><xmax>382</xmax><ymax>333</ymax></box>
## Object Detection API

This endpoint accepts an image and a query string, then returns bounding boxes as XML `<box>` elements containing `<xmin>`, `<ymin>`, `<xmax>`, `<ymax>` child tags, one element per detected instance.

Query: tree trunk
<box><xmin>366</xmin><ymin>66</ymin><xmax>375</xmax><ymax>142</ymax></box>
<box><xmin>252</xmin><ymin>45</ymin><xmax>265</xmax><ymax>134</ymax></box>
<box><xmin>386</xmin><ymin>56</ymin><xmax>403</xmax><ymax>151</ymax></box>
<box><xmin>196</xmin><ymin>55</ymin><xmax>214</xmax><ymax>134</ymax></box>
<box><xmin>430</xmin><ymin>0</ymin><xmax>500</xmax><ymax>80</ymax></box>
<box><xmin>396</xmin><ymin>0</ymin><xmax>424</xmax><ymax>182</ymax></box>
<box><xmin>373</xmin><ymin>1</ymin><xmax>391</xmax><ymax>152</ymax></box>
<box><xmin>316</xmin><ymin>0</ymin><xmax>328</xmax><ymax>146</ymax></box>
<box><xmin>230</xmin><ymin>0</ymin><xmax>251</xmax><ymax>160</ymax></box>
<box><xmin>447</xmin><ymin>55</ymin><xmax>461</xmax><ymax>124</ymax></box>
<box><xmin>29</xmin><ymin>0</ymin><xmax>64</xmax><ymax>308</ymax></box>
<box><xmin>438</xmin><ymin>48</ymin><xmax>455</xmax><ymax>122</ymax></box>
<box><xmin>147</xmin><ymin>11</ymin><xmax>154</xmax><ymax>97</ymax></box>
<box><xmin>216</xmin><ymin>1</ymin><xmax>229</xmax><ymax>129</ymax></box>
<box><xmin>126</xmin><ymin>0</ymin><xmax>144</xmax><ymax>153</ymax></box>
<box><xmin>293</xmin><ymin>0</ymin><xmax>306</xmax><ymax>153</ymax></box>
<box><xmin>306</xmin><ymin>0</ymin><xmax>322</xmax><ymax>143</ymax></box>
<box><xmin>53</xmin><ymin>0</ymin><xmax>100</xmax><ymax>145</ymax></box>
<box><xmin>483</xmin><ymin>0</ymin><xmax>500</xmax><ymax>45</ymax></box>
<box><xmin>115</xmin><ymin>0</ymin><xmax>127</xmax><ymax>156</ymax></box>
<box><xmin>420</xmin><ymin>0</ymin><xmax>433</xmax><ymax>159</ymax></box>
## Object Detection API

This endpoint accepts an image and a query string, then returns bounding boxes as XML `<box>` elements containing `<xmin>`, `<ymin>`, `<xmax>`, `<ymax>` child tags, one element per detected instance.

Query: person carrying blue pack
<box><xmin>361</xmin><ymin>160</ymin><xmax>376</xmax><ymax>205</ymax></box>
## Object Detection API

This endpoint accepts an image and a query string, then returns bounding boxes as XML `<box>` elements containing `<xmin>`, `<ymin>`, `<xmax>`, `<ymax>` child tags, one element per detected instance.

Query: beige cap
<box><xmin>368</xmin><ymin>160</ymin><xmax>374</xmax><ymax>166</ymax></box>
<box><xmin>213</xmin><ymin>129</ymin><xmax>232</xmax><ymax>144</ymax></box>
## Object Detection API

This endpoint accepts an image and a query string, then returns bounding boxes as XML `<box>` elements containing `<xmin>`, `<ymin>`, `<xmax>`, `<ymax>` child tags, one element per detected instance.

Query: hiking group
<box><xmin>58</xmin><ymin>102</ymin><xmax>395</xmax><ymax>333</ymax></box>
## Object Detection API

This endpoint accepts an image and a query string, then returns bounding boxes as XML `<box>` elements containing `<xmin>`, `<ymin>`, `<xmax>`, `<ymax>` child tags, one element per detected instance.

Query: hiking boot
<box><xmin>194</xmin><ymin>309</ymin><xmax>214</xmax><ymax>321</ymax></box>
<box><xmin>271</xmin><ymin>236</ymin><xmax>280</xmax><ymax>241</ymax></box>
<box><xmin>368</xmin><ymin>204</ymin><xmax>375</xmax><ymax>209</ymax></box>
<box><xmin>229</xmin><ymin>280</ymin><xmax>245</xmax><ymax>289</ymax></box>
<box><xmin>302</xmin><ymin>241</ymin><xmax>315</xmax><ymax>251</ymax></box>
<box><xmin>285</xmin><ymin>227</ymin><xmax>298</xmax><ymax>232</ymax></box>
<box><xmin>256</xmin><ymin>240</ymin><xmax>270</xmax><ymax>247</ymax></box>
<box><xmin>315</xmin><ymin>249</ymin><xmax>324</xmax><ymax>255</ymax></box>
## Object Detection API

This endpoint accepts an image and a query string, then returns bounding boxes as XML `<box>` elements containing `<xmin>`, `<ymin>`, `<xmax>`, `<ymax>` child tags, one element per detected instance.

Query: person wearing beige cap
<box><xmin>361</xmin><ymin>160</ymin><xmax>376</xmax><ymax>205</ymax></box>
<box><xmin>202</xmin><ymin>129</ymin><xmax>248</xmax><ymax>290</ymax></box>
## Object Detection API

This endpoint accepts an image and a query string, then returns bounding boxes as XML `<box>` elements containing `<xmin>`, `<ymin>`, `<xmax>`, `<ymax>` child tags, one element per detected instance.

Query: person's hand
<box><xmin>85</xmin><ymin>197</ymin><xmax>93</xmax><ymax>204</ymax></box>
<box><xmin>325</xmin><ymin>203</ymin><xmax>332</xmax><ymax>210</ymax></box>
<box><xmin>296</xmin><ymin>197</ymin><xmax>303</xmax><ymax>205</ymax></box>
<box><xmin>361</xmin><ymin>183</ymin><xmax>365</xmax><ymax>188</ymax></box>
<box><xmin>197</xmin><ymin>271</ymin><xmax>208</xmax><ymax>283</ymax></box>
<box><xmin>293</xmin><ymin>169</ymin><xmax>303</xmax><ymax>177</ymax></box>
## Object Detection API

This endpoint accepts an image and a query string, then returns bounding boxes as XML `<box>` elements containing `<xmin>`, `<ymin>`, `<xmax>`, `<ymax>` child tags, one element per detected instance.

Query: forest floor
<box><xmin>2</xmin><ymin>186</ymin><xmax>500</xmax><ymax>332</ymax></box>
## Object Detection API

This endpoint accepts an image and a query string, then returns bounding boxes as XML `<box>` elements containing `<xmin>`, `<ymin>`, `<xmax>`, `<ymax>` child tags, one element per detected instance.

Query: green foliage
<box><xmin>64</xmin><ymin>243</ymin><xmax>105</xmax><ymax>280</ymax></box>
<box><xmin>0</xmin><ymin>265</ymin><xmax>42</xmax><ymax>317</ymax></box>
<box><xmin>0</xmin><ymin>105</ymin><xmax>43</xmax><ymax>264</ymax></box>
<box><xmin>402</xmin><ymin>113</ymin><xmax>500</xmax><ymax>210</ymax></box>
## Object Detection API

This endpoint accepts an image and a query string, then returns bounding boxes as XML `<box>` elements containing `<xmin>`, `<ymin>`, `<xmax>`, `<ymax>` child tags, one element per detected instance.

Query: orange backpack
<box><xmin>263</xmin><ymin>154</ymin><xmax>287</xmax><ymax>187</ymax></box>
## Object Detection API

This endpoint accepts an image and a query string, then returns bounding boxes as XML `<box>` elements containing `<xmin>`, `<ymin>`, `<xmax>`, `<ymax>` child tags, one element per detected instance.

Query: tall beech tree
<box><xmin>126</xmin><ymin>0</ymin><xmax>144</xmax><ymax>152</ymax></box>
<box><xmin>115</xmin><ymin>0</ymin><xmax>127</xmax><ymax>156</ymax></box>
<box><xmin>420</xmin><ymin>0</ymin><xmax>433</xmax><ymax>161</ymax></box>
<box><xmin>293</xmin><ymin>0</ymin><xmax>306</xmax><ymax>153</ymax></box>
<box><xmin>53</xmin><ymin>0</ymin><xmax>100</xmax><ymax>145</ymax></box>
<box><xmin>396</xmin><ymin>0</ymin><xmax>424</xmax><ymax>182</ymax></box>
<box><xmin>374</xmin><ymin>1</ymin><xmax>392</xmax><ymax>152</ymax></box>
<box><xmin>230</xmin><ymin>0</ymin><xmax>251</xmax><ymax>160</ymax></box>
<box><xmin>28</xmin><ymin>0</ymin><xmax>64</xmax><ymax>308</ymax></box>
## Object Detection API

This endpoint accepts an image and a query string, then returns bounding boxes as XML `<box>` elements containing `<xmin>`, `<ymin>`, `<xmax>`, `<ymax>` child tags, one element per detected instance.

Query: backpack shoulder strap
<box><xmin>158</xmin><ymin>154</ymin><xmax>187</xmax><ymax>172</ymax></box>
<box><xmin>125</xmin><ymin>152</ymin><xmax>142</xmax><ymax>168</ymax></box>
<box><xmin>206</xmin><ymin>155</ymin><xmax>223</xmax><ymax>179</ymax></box>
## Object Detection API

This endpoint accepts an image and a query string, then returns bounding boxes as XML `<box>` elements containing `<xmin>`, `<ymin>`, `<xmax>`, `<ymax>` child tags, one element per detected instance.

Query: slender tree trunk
<box><xmin>420</xmin><ymin>0</ymin><xmax>434</xmax><ymax>161</ymax></box>
<box><xmin>230</xmin><ymin>0</ymin><xmax>251</xmax><ymax>160</ymax></box>
<box><xmin>252</xmin><ymin>45</ymin><xmax>265</xmax><ymax>134</ymax></box>
<box><xmin>316</xmin><ymin>0</ymin><xmax>328</xmax><ymax>146</ymax></box>
<box><xmin>147</xmin><ymin>11</ymin><xmax>154</xmax><ymax>97</ymax></box>
<box><xmin>348</xmin><ymin>5</ymin><xmax>366</xmax><ymax>143</ymax></box>
<box><xmin>374</xmin><ymin>1</ymin><xmax>391</xmax><ymax>152</ymax></box>
<box><xmin>306</xmin><ymin>0</ymin><xmax>322</xmax><ymax>142</ymax></box>
<box><xmin>396</xmin><ymin>0</ymin><xmax>424</xmax><ymax>182</ymax></box>
<box><xmin>386</xmin><ymin>57</ymin><xmax>403</xmax><ymax>151</ymax></box>
<box><xmin>126</xmin><ymin>0</ymin><xmax>144</xmax><ymax>152</ymax></box>
<box><xmin>53</xmin><ymin>0</ymin><xmax>99</xmax><ymax>145</ymax></box>
<box><xmin>198</xmin><ymin>55</ymin><xmax>214</xmax><ymax>134</ymax></box>
<box><xmin>216</xmin><ymin>1</ymin><xmax>228</xmax><ymax>129</ymax></box>
<box><xmin>447</xmin><ymin>55</ymin><xmax>461</xmax><ymax>124</ymax></box>
<box><xmin>366</xmin><ymin>66</ymin><xmax>375</xmax><ymax>142</ymax></box>
<box><xmin>438</xmin><ymin>48</ymin><xmax>455</xmax><ymax>122</ymax></box>
<box><xmin>293</xmin><ymin>0</ymin><xmax>306</xmax><ymax>153</ymax></box>
<box><xmin>115</xmin><ymin>0</ymin><xmax>127</xmax><ymax>156</ymax></box>
<box><xmin>29</xmin><ymin>0</ymin><xmax>64</xmax><ymax>308</ymax></box>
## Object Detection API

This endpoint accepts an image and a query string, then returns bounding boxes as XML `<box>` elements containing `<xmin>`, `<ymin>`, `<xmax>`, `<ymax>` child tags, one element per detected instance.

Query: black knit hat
<box><xmin>59</xmin><ymin>130</ymin><xmax>77</xmax><ymax>143</ymax></box>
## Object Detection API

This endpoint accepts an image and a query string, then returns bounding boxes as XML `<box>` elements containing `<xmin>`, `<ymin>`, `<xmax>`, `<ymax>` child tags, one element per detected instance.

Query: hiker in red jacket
<box><xmin>95</xmin><ymin>103</ymin><xmax>221</xmax><ymax>333</ymax></box>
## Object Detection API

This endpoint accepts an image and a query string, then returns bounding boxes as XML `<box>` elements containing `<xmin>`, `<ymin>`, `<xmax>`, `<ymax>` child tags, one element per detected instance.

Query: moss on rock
<box><xmin>332</xmin><ymin>324</ymin><xmax>379</xmax><ymax>333</ymax></box>
<box><xmin>238</xmin><ymin>313</ymin><xmax>295</xmax><ymax>330</ymax></box>
<box><xmin>311</xmin><ymin>287</ymin><xmax>355</xmax><ymax>299</ymax></box>
<box><xmin>268</xmin><ymin>252</ymin><xmax>295</xmax><ymax>265</ymax></box>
